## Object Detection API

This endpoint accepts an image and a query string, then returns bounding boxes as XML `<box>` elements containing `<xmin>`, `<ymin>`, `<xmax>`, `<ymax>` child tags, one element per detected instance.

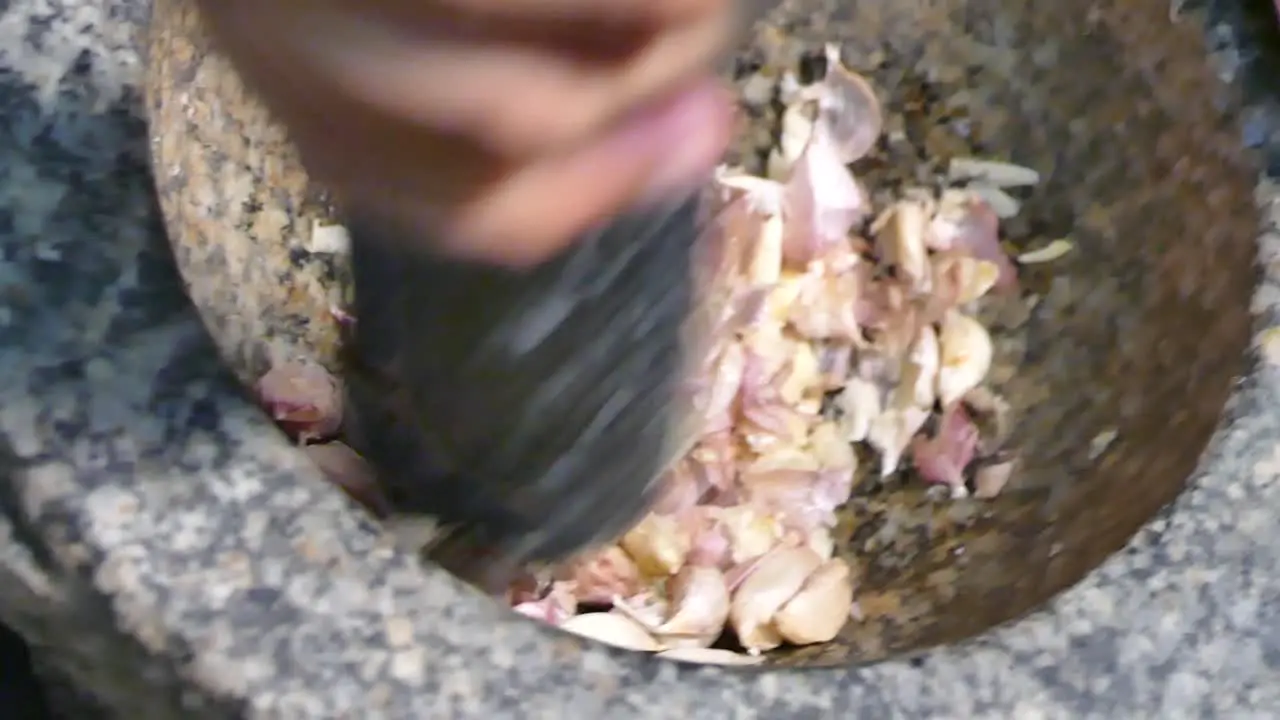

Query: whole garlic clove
<box><xmin>837</xmin><ymin>376</ymin><xmax>882</xmax><ymax>443</ymax></box>
<box><xmin>656</xmin><ymin>566</ymin><xmax>731</xmax><ymax>638</ymax></box>
<box><xmin>866</xmin><ymin>406</ymin><xmax>930</xmax><ymax>477</ymax></box>
<box><xmin>893</xmin><ymin>324</ymin><xmax>939</xmax><ymax>410</ymax></box>
<box><xmin>560</xmin><ymin>612</ymin><xmax>662</xmax><ymax>652</ymax></box>
<box><xmin>656</xmin><ymin>647</ymin><xmax>765</xmax><ymax>666</ymax></box>
<box><xmin>937</xmin><ymin>310</ymin><xmax>995</xmax><ymax>407</ymax></box>
<box><xmin>621</xmin><ymin>513</ymin><xmax>693</xmax><ymax>577</ymax></box>
<box><xmin>729</xmin><ymin>546</ymin><xmax>823</xmax><ymax>653</ymax></box>
<box><xmin>774</xmin><ymin>559</ymin><xmax>856</xmax><ymax>645</ymax></box>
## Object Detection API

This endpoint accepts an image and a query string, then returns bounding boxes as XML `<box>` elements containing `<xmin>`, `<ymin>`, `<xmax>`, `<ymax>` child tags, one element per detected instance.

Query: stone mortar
<box><xmin>0</xmin><ymin>0</ymin><xmax>1277</xmax><ymax>718</ymax></box>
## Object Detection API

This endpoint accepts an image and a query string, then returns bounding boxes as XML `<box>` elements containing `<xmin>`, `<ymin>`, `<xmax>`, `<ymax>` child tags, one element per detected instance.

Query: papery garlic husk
<box><xmin>621</xmin><ymin>513</ymin><xmax>692</xmax><ymax>577</ymax></box>
<box><xmin>714</xmin><ymin>506</ymin><xmax>785</xmax><ymax>564</ymax></box>
<box><xmin>774</xmin><ymin>558</ymin><xmax>857</xmax><ymax>645</ymax></box>
<box><xmin>874</xmin><ymin>200</ymin><xmax>931</xmax><ymax>292</ymax></box>
<box><xmin>729</xmin><ymin>546</ymin><xmax>823</xmax><ymax>653</ymax></box>
<box><xmin>837</xmin><ymin>376</ymin><xmax>882</xmax><ymax>443</ymax></box>
<box><xmin>610</xmin><ymin>591</ymin><xmax>670</xmax><ymax>631</ymax></box>
<box><xmin>560</xmin><ymin>612</ymin><xmax>662</xmax><ymax>652</ymax></box>
<box><xmin>892</xmin><ymin>324</ymin><xmax>939</xmax><ymax>410</ymax></box>
<box><xmin>656</xmin><ymin>566</ymin><xmax>731</xmax><ymax>638</ymax></box>
<box><xmin>937</xmin><ymin>310</ymin><xmax>994</xmax><ymax>407</ymax></box>
<box><xmin>866</xmin><ymin>406</ymin><xmax>930</xmax><ymax>477</ymax></box>
<box><xmin>813</xmin><ymin>42</ymin><xmax>884</xmax><ymax>164</ymax></box>
<box><xmin>656</xmin><ymin>647</ymin><xmax>766</xmax><ymax>666</ymax></box>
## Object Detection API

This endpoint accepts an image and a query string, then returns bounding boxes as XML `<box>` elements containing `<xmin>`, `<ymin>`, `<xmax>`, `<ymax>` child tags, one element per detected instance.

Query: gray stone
<box><xmin>0</xmin><ymin>0</ymin><xmax>1278</xmax><ymax>717</ymax></box>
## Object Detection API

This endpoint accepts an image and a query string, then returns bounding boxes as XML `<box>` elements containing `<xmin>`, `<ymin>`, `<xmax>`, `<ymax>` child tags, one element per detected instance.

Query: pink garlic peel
<box><xmin>254</xmin><ymin>360</ymin><xmax>343</xmax><ymax>443</ymax></box>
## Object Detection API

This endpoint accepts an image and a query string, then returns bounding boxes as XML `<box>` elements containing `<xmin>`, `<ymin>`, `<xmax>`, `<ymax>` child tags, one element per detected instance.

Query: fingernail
<box><xmin>619</xmin><ymin>80</ymin><xmax>733</xmax><ymax>203</ymax></box>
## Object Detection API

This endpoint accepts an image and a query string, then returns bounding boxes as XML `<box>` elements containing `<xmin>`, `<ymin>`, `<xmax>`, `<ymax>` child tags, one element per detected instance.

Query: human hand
<box><xmin>197</xmin><ymin>0</ymin><xmax>736</xmax><ymax>267</ymax></box>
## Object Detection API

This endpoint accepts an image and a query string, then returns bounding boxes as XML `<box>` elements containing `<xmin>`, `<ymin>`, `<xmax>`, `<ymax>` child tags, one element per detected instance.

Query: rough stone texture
<box><xmin>0</xmin><ymin>1</ymin><xmax>1278</xmax><ymax>719</ymax></box>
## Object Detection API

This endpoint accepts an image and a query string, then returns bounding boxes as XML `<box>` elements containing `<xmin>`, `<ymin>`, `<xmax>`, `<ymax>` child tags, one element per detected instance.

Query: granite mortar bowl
<box><xmin>146</xmin><ymin>0</ymin><xmax>1265</xmax><ymax>668</ymax></box>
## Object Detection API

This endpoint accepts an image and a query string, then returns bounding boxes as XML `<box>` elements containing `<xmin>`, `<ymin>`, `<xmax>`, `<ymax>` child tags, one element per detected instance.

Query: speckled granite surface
<box><xmin>0</xmin><ymin>0</ymin><xmax>1279</xmax><ymax>718</ymax></box>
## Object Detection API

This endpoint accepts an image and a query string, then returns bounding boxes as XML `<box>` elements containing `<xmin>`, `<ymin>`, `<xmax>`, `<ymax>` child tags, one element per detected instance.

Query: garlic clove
<box><xmin>1016</xmin><ymin>238</ymin><xmax>1074</xmax><ymax>264</ymax></box>
<box><xmin>774</xmin><ymin>559</ymin><xmax>856</xmax><ymax>645</ymax></box>
<box><xmin>729</xmin><ymin>546</ymin><xmax>823</xmax><ymax>653</ymax></box>
<box><xmin>809</xmin><ymin>421</ymin><xmax>857</xmax><ymax>470</ymax></box>
<box><xmin>974</xmin><ymin>460</ymin><xmax>1016</xmax><ymax>499</ymax></box>
<box><xmin>932</xmin><ymin>255</ymin><xmax>1001</xmax><ymax>306</ymax></box>
<box><xmin>805</xmin><ymin>526</ymin><xmax>836</xmax><ymax>561</ymax></box>
<box><xmin>714</xmin><ymin>506</ymin><xmax>785</xmax><ymax>565</ymax></box>
<box><xmin>814</xmin><ymin>42</ymin><xmax>883</xmax><ymax>164</ymax></box>
<box><xmin>837</xmin><ymin>376</ymin><xmax>882</xmax><ymax>443</ymax></box>
<box><xmin>748</xmin><ymin>212</ymin><xmax>785</xmax><ymax>286</ymax></box>
<box><xmin>656</xmin><ymin>566</ymin><xmax>731</xmax><ymax>638</ymax></box>
<box><xmin>611</xmin><ymin>592</ymin><xmax>670</xmax><ymax>632</ymax></box>
<box><xmin>308</xmin><ymin>221</ymin><xmax>352</xmax><ymax>254</ymax></box>
<box><xmin>656</xmin><ymin>647</ymin><xmax>765</xmax><ymax>666</ymax></box>
<box><xmin>937</xmin><ymin>310</ymin><xmax>995</xmax><ymax>407</ymax></box>
<box><xmin>866</xmin><ymin>406</ymin><xmax>930</xmax><ymax>477</ymax></box>
<box><xmin>947</xmin><ymin>157</ymin><xmax>1040</xmax><ymax>188</ymax></box>
<box><xmin>560</xmin><ymin>612</ymin><xmax>662</xmax><ymax>652</ymax></box>
<box><xmin>621</xmin><ymin>513</ymin><xmax>693</xmax><ymax>577</ymax></box>
<box><xmin>773</xmin><ymin>98</ymin><xmax>814</xmax><ymax>170</ymax></box>
<box><xmin>875</xmin><ymin>200</ymin><xmax>931</xmax><ymax>293</ymax></box>
<box><xmin>778</xmin><ymin>341</ymin><xmax>821</xmax><ymax>404</ymax></box>
<box><xmin>964</xmin><ymin>184</ymin><xmax>1021</xmax><ymax>219</ymax></box>
<box><xmin>893</xmin><ymin>324</ymin><xmax>939</xmax><ymax>410</ymax></box>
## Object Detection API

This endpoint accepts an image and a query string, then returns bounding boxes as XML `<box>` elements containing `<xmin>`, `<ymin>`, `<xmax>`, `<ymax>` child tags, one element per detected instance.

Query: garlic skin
<box><xmin>774</xmin><ymin>559</ymin><xmax>856</xmax><ymax>645</ymax></box>
<box><xmin>729</xmin><ymin>546</ymin><xmax>823</xmax><ymax>653</ymax></box>
<box><xmin>560</xmin><ymin>613</ymin><xmax>662</xmax><ymax>652</ymax></box>
<box><xmin>936</xmin><ymin>310</ymin><xmax>994</xmax><ymax>407</ymax></box>
<box><xmin>621</xmin><ymin>513</ymin><xmax>692</xmax><ymax>577</ymax></box>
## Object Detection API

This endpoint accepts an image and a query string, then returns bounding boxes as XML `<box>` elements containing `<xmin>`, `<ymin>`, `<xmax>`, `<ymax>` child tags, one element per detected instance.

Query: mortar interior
<box><xmin>145</xmin><ymin>0</ymin><xmax>1262</xmax><ymax>667</ymax></box>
